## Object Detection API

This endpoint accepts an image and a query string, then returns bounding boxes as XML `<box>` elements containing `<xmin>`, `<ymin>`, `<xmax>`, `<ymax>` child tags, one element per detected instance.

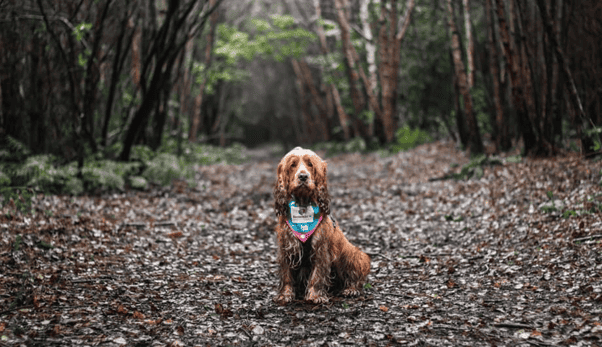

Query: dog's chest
<box><xmin>298</xmin><ymin>238</ymin><xmax>314</xmax><ymax>268</ymax></box>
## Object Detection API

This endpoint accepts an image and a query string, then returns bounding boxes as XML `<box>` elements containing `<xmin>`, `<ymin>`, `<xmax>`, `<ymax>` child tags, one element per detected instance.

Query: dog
<box><xmin>273</xmin><ymin>147</ymin><xmax>370</xmax><ymax>304</ymax></box>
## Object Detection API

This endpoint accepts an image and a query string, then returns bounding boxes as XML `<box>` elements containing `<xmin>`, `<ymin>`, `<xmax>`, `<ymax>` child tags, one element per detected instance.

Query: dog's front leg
<box><xmin>305</xmin><ymin>238</ymin><xmax>331</xmax><ymax>303</ymax></box>
<box><xmin>274</xmin><ymin>258</ymin><xmax>295</xmax><ymax>305</ymax></box>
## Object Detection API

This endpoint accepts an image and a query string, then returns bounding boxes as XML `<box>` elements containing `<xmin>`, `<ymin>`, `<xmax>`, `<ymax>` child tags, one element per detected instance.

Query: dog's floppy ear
<box><xmin>274</xmin><ymin>161</ymin><xmax>289</xmax><ymax>216</ymax></box>
<box><xmin>316</xmin><ymin>160</ymin><xmax>330</xmax><ymax>215</ymax></box>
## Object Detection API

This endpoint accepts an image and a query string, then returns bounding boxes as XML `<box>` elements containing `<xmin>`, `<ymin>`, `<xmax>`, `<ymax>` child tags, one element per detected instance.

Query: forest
<box><xmin>1</xmin><ymin>0</ymin><xmax>602</xmax><ymax>345</ymax></box>
<box><xmin>1</xmin><ymin>0</ymin><xmax>601</xmax><ymax>164</ymax></box>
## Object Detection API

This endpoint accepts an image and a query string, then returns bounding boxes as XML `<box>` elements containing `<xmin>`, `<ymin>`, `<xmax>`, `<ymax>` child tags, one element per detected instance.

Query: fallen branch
<box><xmin>0</xmin><ymin>305</ymin><xmax>34</xmax><ymax>316</ymax></box>
<box><xmin>573</xmin><ymin>234</ymin><xmax>602</xmax><ymax>243</ymax></box>
<box><xmin>380</xmin><ymin>292</ymin><xmax>414</xmax><ymax>299</ymax></box>
<box><xmin>494</xmin><ymin>322</ymin><xmax>535</xmax><ymax>330</ymax></box>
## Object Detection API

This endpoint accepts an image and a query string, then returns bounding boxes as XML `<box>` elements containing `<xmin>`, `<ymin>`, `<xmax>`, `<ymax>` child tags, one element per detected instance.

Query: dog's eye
<box><xmin>307</xmin><ymin>161</ymin><xmax>313</xmax><ymax>168</ymax></box>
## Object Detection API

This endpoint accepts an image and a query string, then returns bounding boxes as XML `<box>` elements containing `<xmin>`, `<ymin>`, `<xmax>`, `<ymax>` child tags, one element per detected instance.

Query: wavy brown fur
<box><xmin>273</xmin><ymin>147</ymin><xmax>370</xmax><ymax>304</ymax></box>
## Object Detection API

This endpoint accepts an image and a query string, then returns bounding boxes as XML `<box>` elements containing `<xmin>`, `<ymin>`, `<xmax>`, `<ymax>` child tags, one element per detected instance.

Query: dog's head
<box><xmin>274</xmin><ymin>147</ymin><xmax>330</xmax><ymax>216</ymax></box>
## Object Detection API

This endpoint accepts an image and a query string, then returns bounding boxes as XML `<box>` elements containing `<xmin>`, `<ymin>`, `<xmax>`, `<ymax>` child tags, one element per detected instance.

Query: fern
<box><xmin>5</xmin><ymin>135</ymin><xmax>31</xmax><ymax>158</ymax></box>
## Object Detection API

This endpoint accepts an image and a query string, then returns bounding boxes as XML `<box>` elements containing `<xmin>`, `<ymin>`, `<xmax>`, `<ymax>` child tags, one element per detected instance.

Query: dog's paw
<box><xmin>341</xmin><ymin>288</ymin><xmax>361</xmax><ymax>297</ymax></box>
<box><xmin>305</xmin><ymin>287</ymin><xmax>329</xmax><ymax>304</ymax></box>
<box><xmin>273</xmin><ymin>287</ymin><xmax>294</xmax><ymax>305</ymax></box>
<box><xmin>273</xmin><ymin>294</ymin><xmax>293</xmax><ymax>305</ymax></box>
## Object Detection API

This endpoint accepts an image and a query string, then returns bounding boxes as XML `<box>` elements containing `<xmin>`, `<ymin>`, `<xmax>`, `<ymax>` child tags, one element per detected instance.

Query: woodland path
<box><xmin>1</xmin><ymin>141</ymin><xmax>602</xmax><ymax>346</ymax></box>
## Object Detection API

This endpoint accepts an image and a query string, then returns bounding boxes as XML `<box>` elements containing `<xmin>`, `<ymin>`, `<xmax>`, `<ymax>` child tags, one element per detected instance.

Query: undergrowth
<box><xmin>0</xmin><ymin>137</ymin><xmax>247</xmax><ymax>215</ymax></box>
<box><xmin>312</xmin><ymin>125</ymin><xmax>433</xmax><ymax>156</ymax></box>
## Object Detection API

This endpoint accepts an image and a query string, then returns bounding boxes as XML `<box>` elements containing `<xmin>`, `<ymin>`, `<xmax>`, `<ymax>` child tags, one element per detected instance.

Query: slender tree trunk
<box><xmin>131</xmin><ymin>24</ymin><xmax>142</xmax><ymax>90</ymax></box>
<box><xmin>535</xmin><ymin>0</ymin><xmax>591</xmax><ymax>154</ymax></box>
<box><xmin>447</xmin><ymin>0</ymin><xmax>483</xmax><ymax>154</ymax></box>
<box><xmin>291</xmin><ymin>60</ymin><xmax>314</xmax><ymax>142</ymax></box>
<box><xmin>451</xmin><ymin>55</ymin><xmax>468</xmax><ymax>147</ymax></box>
<box><xmin>486</xmin><ymin>0</ymin><xmax>509</xmax><ymax>151</ymax></box>
<box><xmin>313</xmin><ymin>0</ymin><xmax>350</xmax><ymax>140</ymax></box>
<box><xmin>377</xmin><ymin>0</ymin><xmax>414</xmax><ymax>143</ymax></box>
<box><xmin>189</xmin><ymin>0</ymin><xmax>219</xmax><ymax>143</ymax></box>
<box><xmin>299</xmin><ymin>60</ymin><xmax>329</xmax><ymax>141</ymax></box>
<box><xmin>334</xmin><ymin>0</ymin><xmax>364</xmax><ymax>135</ymax></box>
<box><xmin>81</xmin><ymin>0</ymin><xmax>113</xmax><ymax>154</ymax></box>
<box><xmin>462</xmin><ymin>0</ymin><xmax>474</xmax><ymax>89</ymax></box>
<box><xmin>178</xmin><ymin>38</ymin><xmax>194</xmax><ymax>133</ymax></box>
<box><xmin>120</xmin><ymin>82</ymin><xmax>161</xmax><ymax>161</ymax></box>
<box><xmin>102</xmin><ymin>12</ymin><xmax>131</xmax><ymax>148</ymax></box>
<box><xmin>330</xmin><ymin>85</ymin><xmax>350</xmax><ymax>140</ymax></box>
<box><xmin>378</xmin><ymin>0</ymin><xmax>397</xmax><ymax>143</ymax></box>
<box><xmin>360</xmin><ymin>0</ymin><xmax>377</xmax><ymax>136</ymax></box>
<box><xmin>496</xmin><ymin>0</ymin><xmax>537</xmax><ymax>154</ymax></box>
<box><xmin>513</xmin><ymin>0</ymin><xmax>545</xmax><ymax>154</ymax></box>
<box><xmin>291</xmin><ymin>59</ymin><xmax>329</xmax><ymax>142</ymax></box>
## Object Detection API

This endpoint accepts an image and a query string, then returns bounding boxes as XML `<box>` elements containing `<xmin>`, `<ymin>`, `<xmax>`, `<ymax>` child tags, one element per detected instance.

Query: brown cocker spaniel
<box><xmin>273</xmin><ymin>147</ymin><xmax>370</xmax><ymax>304</ymax></box>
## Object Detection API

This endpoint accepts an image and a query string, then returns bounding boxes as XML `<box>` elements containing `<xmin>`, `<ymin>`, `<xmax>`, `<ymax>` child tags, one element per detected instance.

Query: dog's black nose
<box><xmin>298</xmin><ymin>172</ymin><xmax>309</xmax><ymax>182</ymax></box>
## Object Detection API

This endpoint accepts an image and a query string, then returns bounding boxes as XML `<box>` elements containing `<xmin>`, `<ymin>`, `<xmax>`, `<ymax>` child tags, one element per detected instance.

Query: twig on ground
<box><xmin>0</xmin><ymin>305</ymin><xmax>33</xmax><ymax>316</ymax></box>
<box><xmin>493</xmin><ymin>322</ymin><xmax>535</xmax><ymax>329</ymax></box>
<box><xmin>380</xmin><ymin>292</ymin><xmax>414</xmax><ymax>299</ymax></box>
<box><xmin>573</xmin><ymin>234</ymin><xmax>602</xmax><ymax>243</ymax></box>
<box><xmin>238</xmin><ymin>326</ymin><xmax>253</xmax><ymax>341</ymax></box>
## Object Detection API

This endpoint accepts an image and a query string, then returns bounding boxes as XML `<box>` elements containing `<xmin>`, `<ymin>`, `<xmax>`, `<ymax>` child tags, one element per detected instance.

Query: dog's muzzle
<box><xmin>298</xmin><ymin>172</ymin><xmax>309</xmax><ymax>183</ymax></box>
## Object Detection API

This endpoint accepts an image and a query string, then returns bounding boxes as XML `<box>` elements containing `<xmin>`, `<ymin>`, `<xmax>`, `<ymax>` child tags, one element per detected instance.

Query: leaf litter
<box><xmin>1</xmin><ymin>140</ymin><xmax>601</xmax><ymax>346</ymax></box>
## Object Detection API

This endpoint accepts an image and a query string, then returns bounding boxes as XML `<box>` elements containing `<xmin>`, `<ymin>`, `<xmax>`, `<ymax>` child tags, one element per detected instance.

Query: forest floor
<box><xmin>1</xmin><ymin>141</ymin><xmax>602</xmax><ymax>347</ymax></box>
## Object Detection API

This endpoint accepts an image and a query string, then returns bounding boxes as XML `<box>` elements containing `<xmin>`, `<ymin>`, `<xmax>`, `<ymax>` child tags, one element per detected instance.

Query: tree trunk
<box><xmin>447</xmin><ymin>0</ymin><xmax>483</xmax><ymax>155</ymax></box>
<box><xmin>495</xmin><ymin>0</ymin><xmax>536</xmax><ymax>155</ymax></box>
<box><xmin>102</xmin><ymin>12</ymin><xmax>132</xmax><ymax>148</ymax></box>
<box><xmin>377</xmin><ymin>0</ymin><xmax>414</xmax><ymax>144</ymax></box>
<box><xmin>360</xmin><ymin>0</ymin><xmax>377</xmax><ymax>136</ymax></box>
<box><xmin>313</xmin><ymin>0</ymin><xmax>350</xmax><ymax>140</ymax></box>
<box><xmin>120</xmin><ymin>84</ymin><xmax>160</xmax><ymax>161</ymax></box>
<box><xmin>299</xmin><ymin>60</ymin><xmax>329</xmax><ymax>141</ymax></box>
<box><xmin>486</xmin><ymin>0</ymin><xmax>509</xmax><ymax>151</ymax></box>
<box><xmin>291</xmin><ymin>59</ymin><xmax>330</xmax><ymax>142</ymax></box>
<box><xmin>292</xmin><ymin>60</ymin><xmax>314</xmax><ymax>142</ymax></box>
<box><xmin>189</xmin><ymin>0</ymin><xmax>219</xmax><ymax>143</ymax></box>
<box><xmin>450</xmin><ymin>49</ymin><xmax>468</xmax><ymax>147</ymax></box>
<box><xmin>334</xmin><ymin>0</ymin><xmax>364</xmax><ymax>135</ymax></box>
<box><xmin>378</xmin><ymin>0</ymin><xmax>397</xmax><ymax>143</ymax></box>
<box><xmin>462</xmin><ymin>0</ymin><xmax>474</xmax><ymax>89</ymax></box>
<box><xmin>514</xmin><ymin>0</ymin><xmax>552</xmax><ymax>155</ymax></box>
<box><xmin>535</xmin><ymin>0</ymin><xmax>591</xmax><ymax>154</ymax></box>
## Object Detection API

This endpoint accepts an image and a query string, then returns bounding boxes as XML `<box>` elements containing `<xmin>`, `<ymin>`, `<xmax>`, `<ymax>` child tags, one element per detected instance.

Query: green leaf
<box><xmin>37</xmin><ymin>241</ymin><xmax>54</xmax><ymax>249</ymax></box>
<box><xmin>72</xmin><ymin>22</ymin><xmax>92</xmax><ymax>41</ymax></box>
<box><xmin>271</xmin><ymin>14</ymin><xmax>295</xmax><ymax>29</ymax></box>
<box><xmin>505</xmin><ymin>155</ymin><xmax>522</xmax><ymax>163</ymax></box>
<box><xmin>77</xmin><ymin>52</ymin><xmax>88</xmax><ymax>67</ymax></box>
<box><xmin>129</xmin><ymin>176</ymin><xmax>148</xmax><ymax>190</ymax></box>
<box><xmin>562</xmin><ymin>210</ymin><xmax>577</xmax><ymax>218</ymax></box>
<box><xmin>251</xmin><ymin>18</ymin><xmax>272</xmax><ymax>32</ymax></box>
<box><xmin>14</xmin><ymin>234</ymin><xmax>22</xmax><ymax>252</ymax></box>
<box><xmin>540</xmin><ymin>205</ymin><xmax>556</xmax><ymax>213</ymax></box>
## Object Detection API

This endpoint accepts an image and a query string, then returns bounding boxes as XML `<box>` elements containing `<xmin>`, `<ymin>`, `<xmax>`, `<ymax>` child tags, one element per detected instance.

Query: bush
<box><xmin>390</xmin><ymin>125</ymin><xmax>432</xmax><ymax>153</ymax></box>
<box><xmin>0</xmin><ymin>141</ymin><xmax>246</xmax><ymax>197</ymax></box>
<box><xmin>158</xmin><ymin>139</ymin><xmax>247</xmax><ymax>166</ymax></box>
<box><xmin>312</xmin><ymin>137</ymin><xmax>367</xmax><ymax>156</ymax></box>
<box><xmin>0</xmin><ymin>187</ymin><xmax>35</xmax><ymax>214</ymax></box>
<box><xmin>81</xmin><ymin>160</ymin><xmax>141</xmax><ymax>192</ymax></box>
<box><xmin>129</xmin><ymin>176</ymin><xmax>148</xmax><ymax>190</ymax></box>
<box><xmin>0</xmin><ymin>170</ymin><xmax>11</xmax><ymax>186</ymax></box>
<box><xmin>142</xmin><ymin>153</ymin><xmax>194</xmax><ymax>187</ymax></box>
<box><xmin>17</xmin><ymin>155</ymin><xmax>64</xmax><ymax>192</ymax></box>
<box><xmin>449</xmin><ymin>154</ymin><xmax>503</xmax><ymax>180</ymax></box>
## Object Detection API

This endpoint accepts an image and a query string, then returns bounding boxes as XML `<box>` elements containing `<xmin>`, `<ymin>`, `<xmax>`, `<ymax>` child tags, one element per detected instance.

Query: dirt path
<box><xmin>1</xmin><ymin>141</ymin><xmax>601</xmax><ymax>346</ymax></box>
